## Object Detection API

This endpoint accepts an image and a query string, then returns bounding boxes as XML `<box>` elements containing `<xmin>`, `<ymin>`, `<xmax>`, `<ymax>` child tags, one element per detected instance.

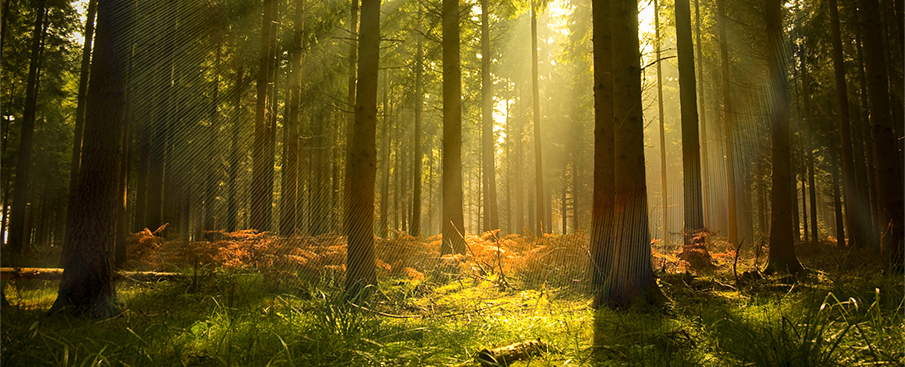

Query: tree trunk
<box><xmin>764</xmin><ymin>0</ymin><xmax>803</xmax><ymax>275</ymax></box>
<box><xmin>345</xmin><ymin>0</ymin><xmax>379</xmax><ymax>295</ymax></box>
<box><xmin>410</xmin><ymin>6</ymin><xmax>423</xmax><ymax>237</ymax></box>
<box><xmin>717</xmin><ymin>0</ymin><xmax>738</xmax><ymax>246</ymax></box>
<box><xmin>590</xmin><ymin>0</ymin><xmax>614</xmax><ymax>307</ymax></box>
<box><xmin>481</xmin><ymin>0</ymin><xmax>498</xmax><ymax>232</ymax></box>
<box><xmin>601</xmin><ymin>0</ymin><xmax>664</xmax><ymax>308</ymax></box>
<box><xmin>343</xmin><ymin>0</ymin><xmax>359</xmax><ymax>234</ymax></box>
<box><xmin>227</xmin><ymin>67</ymin><xmax>244</xmax><ymax>232</ymax></box>
<box><xmin>280</xmin><ymin>0</ymin><xmax>304</xmax><ymax>236</ymax></box>
<box><xmin>654</xmin><ymin>0</ymin><xmax>668</xmax><ymax>247</ymax></box>
<box><xmin>8</xmin><ymin>0</ymin><xmax>47</xmax><ymax>255</ymax></box>
<box><xmin>251</xmin><ymin>0</ymin><xmax>275</xmax><ymax>232</ymax></box>
<box><xmin>693</xmin><ymin>0</ymin><xmax>709</xmax><ymax>229</ymax></box>
<box><xmin>530</xmin><ymin>0</ymin><xmax>545</xmax><ymax>236</ymax></box>
<box><xmin>854</xmin><ymin>33</ymin><xmax>881</xmax><ymax>246</ymax></box>
<box><xmin>859</xmin><ymin>0</ymin><xmax>904</xmax><ymax>267</ymax></box>
<box><xmin>441</xmin><ymin>0</ymin><xmax>466</xmax><ymax>255</ymax></box>
<box><xmin>52</xmin><ymin>0</ymin><xmax>131</xmax><ymax>317</ymax></box>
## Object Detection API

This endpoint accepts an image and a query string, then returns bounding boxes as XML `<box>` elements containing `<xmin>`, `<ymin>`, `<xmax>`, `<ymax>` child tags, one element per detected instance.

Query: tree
<box><xmin>764</xmin><ymin>0</ymin><xmax>803</xmax><ymax>275</ymax></box>
<box><xmin>441</xmin><ymin>0</ymin><xmax>466</xmax><ymax>255</ymax></box>
<box><xmin>280</xmin><ymin>0</ymin><xmax>304</xmax><ymax>236</ymax></box>
<box><xmin>716</xmin><ymin>0</ymin><xmax>737</xmax><ymax>246</ymax></box>
<box><xmin>530</xmin><ymin>0</ymin><xmax>545</xmax><ymax>236</ymax></box>
<box><xmin>600</xmin><ymin>0</ymin><xmax>664</xmax><ymax>308</ymax></box>
<box><xmin>345</xmin><ymin>0</ymin><xmax>380</xmax><ymax>294</ymax></box>
<box><xmin>7</xmin><ymin>0</ymin><xmax>48</xmax><ymax>255</ymax></box>
<box><xmin>654</xmin><ymin>0</ymin><xmax>668</xmax><ymax>249</ymax></box>
<box><xmin>409</xmin><ymin>5</ymin><xmax>423</xmax><ymax>237</ymax></box>
<box><xmin>481</xmin><ymin>0</ymin><xmax>498</xmax><ymax>232</ymax></box>
<box><xmin>251</xmin><ymin>0</ymin><xmax>275</xmax><ymax>232</ymax></box>
<box><xmin>589</xmin><ymin>0</ymin><xmax>614</xmax><ymax>308</ymax></box>
<box><xmin>52</xmin><ymin>0</ymin><xmax>132</xmax><ymax>317</ymax></box>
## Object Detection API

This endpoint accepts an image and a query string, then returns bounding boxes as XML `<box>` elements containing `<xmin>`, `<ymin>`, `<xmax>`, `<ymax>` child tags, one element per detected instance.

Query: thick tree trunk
<box><xmin>530</xmin><ymin>0</ymin><xmax>545</xmax><ymax>236</ymax></box>
<box><xmin>251</xmin><ymin>0</ymin><xmax>275</xmax><ymax>232</ymax></box>
<box><xmin>345</xmin><ymin>0</ymin><xmax>379</xmax><ymax>295</ymax></box>
<box><xmin>8</xmin><ymin>0</ymin><xmax>47</xmax><ymax>255</ymax></box>
<box><xmin>859</xmin><ymin>0</ymin><xmax>904</xmax><ymax>267</ymax></box>
<box><xmin>764</xmin><ymin>0</ymin><xmax>803</xmax><ymax>275</ymax></box>
<box><xmin>280</xmin><ymin>0</ymin><xmax>304</xmax><ymax>236</ymax></box>
<box><xmin>441</xmin><ymin>0</ymin><xmax>466</xmax><ymax>255</ymax></box>
<box><xmin>52</xmin><ymin>0</ymin><xmax>131</xmax><ymax>317</ymax></box>
<box><xmin>590</xmin><ymin>0</ymin><xmax>614</xmax><ymax>307</ymax></box>
<box><xmin>481</xmin><ymin>0</ymin><xmax>498</xmax><ymax>232</ymax></box>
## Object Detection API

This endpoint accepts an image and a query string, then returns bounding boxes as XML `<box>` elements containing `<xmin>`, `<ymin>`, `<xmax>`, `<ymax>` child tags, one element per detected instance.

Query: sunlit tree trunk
<box><xmin>8</xmin><ymin>0</ymin><xmax>47</xmax><ymax>255</ymax></box>
<box><xmin>378</xmin><ymin>73</ymin><xmax>390</xmax><ymax>237</ymax></box>
<box><xmin>601</xmin><ymin>0</ymin><xmax>664</xmax><ymax>308</ymax></box>
<box><xmin>693</xmin><ymin>0</ymin><xmax>710</xmax><ymax>228</ymax></box>
<box><xmin>251</xmin><ymin>0</ymin><xmax>275</xmax><ymax>232</ymax></box>
<box><xmin>53</xmin><ymin>0</ymin><xmax>132</xmax><ymax>317</ymax></box>
<box><xmin>345</xmin><ymin>0</ymin><xmax>379</xmax><ymax>295</ymax></box>
<box><xmin>764</xmin><ymin>0</ymin><xmax>803</xmax><ymax>275</ymax></box>
<box><xmin>859</xmin><ymin>0</ymin><xmax>904</xmax><ymax>268</ymax></box>
<box><xmin>441</xmin><ymin>0</ymin><xmax>466</xmax><ymax>254</ymax></box>
<box><xmin>410</xmin><ymin>6</ymin><xmax>423</xmax><ymax>237</ymax></box>
<box><xmin>716</xmin><ymin>0</ymin><xmax>737</xmax><ymax>246</ymax></box>
<box><xmin>481</xmin><ymin>0</ymin><xmax>498</xmax><ymax>232</ymax></box>
<box><xmin>590</xmin><ymin>0</ymin><xmax>615</xmax><ymax>307</ymax></box>
<box><xmin>530</xmin><ymin>0</ymin><xmax>545</xmax><ymax>236</ymax></box>
<box><xmin>280</xmin><ymin>0</ymin><xmax>303</xmax><ymax>236</ymax></box>
<box><xmin>654</xmin><ymin>0</ymin><xmax>668</xmax><ymax>248</ymax></box>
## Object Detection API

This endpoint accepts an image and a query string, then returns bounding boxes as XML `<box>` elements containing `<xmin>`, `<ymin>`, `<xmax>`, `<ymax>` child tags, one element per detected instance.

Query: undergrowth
<box><xmin>1</xmin><ymin>231</ymin><xmax>902</xmax><ymax>366</ymax></box>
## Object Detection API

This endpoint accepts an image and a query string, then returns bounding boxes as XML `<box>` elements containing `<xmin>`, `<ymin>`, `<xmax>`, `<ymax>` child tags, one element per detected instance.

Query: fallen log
<box><xmin>475</xmin><ymin>339</ymin><xmax>551</xmax><ymax>366</ymax></box>
<box><xmin>0</xmin><ymin>268</ymin><xmax>182</xmax><ymax>282</ymax></box>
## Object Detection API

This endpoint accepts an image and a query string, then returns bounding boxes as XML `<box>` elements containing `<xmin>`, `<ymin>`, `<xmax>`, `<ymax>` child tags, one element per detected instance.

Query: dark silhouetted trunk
<box><xmin>281</xmin><ymin>0</ymin><xmax>304</xmax><ymax>236</ymax></box>
<box><xmin>251</xmin><ymin>0</ymin><xmax>275</xmax><ymax>232</ymax></box>
<box><xmin>441</xmin><ymin>0</ymin><xmax>465</xmax><ymax>254</ymax></box>
<box><xmin>590</xmin><ymin>0</ymin><xmax>614</xmax><ymax>307</ymax></box>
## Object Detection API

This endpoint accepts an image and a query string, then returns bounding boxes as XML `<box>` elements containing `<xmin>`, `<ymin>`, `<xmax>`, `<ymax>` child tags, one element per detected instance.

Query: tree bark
<box><xmin>410</xmin><ymin>5</ymin><xmax>423</xmax><ymax>237</ymax></box>
<box><xmin>345</xmin><ymin>0</ymin><xmax>379</xmax><ymax>295</ymax></box>
<box><xmin>227</xmin><ymin>67</ymin><xmax>244</xmax><ymax>232</ymax></box>
<box><xmin>765</xmin><ymin>0</ymin><xmax>803</xmax><ymax>275</ymax></box>
<box><xmin>441</xmin><ymin>0</ymin><xmax>466</xmax><ymax>255</ymax></box>
<box><xmin>481</xmin><ymin>0</ymin><xmax>498</xmax><ymax>232</ymax></box>
<box><xmin>530</xmin><ymin>0</ymin><xmax>545</xmax><ymax>236</ymax></box>
<box><xmin>693</xmin><ymin>0</ymin><xmax>710</xmax><ymax>229</ymax></box>
<box><xmin>251</xmin><ymin>0</ymin><xmax>275</xmax><ymax>232</ymax></box>
<box><xmin>280</xmin><ymin>0</ymin><xmax>304</xmax><ymax>236</ymax></box>
<box><xmin>717</xmin><ymin>0</ymin><xmax>738</xmax><ymax>246</ymax></box>
<box><xmin>590</xmin><ymin>0</ymin><xmax>614</xmax><ymax>307</ymax></box>
<box><xmin>52</xmin><ymin>0</ymin><xmax>131</xmax><ymax>317</ymax></box>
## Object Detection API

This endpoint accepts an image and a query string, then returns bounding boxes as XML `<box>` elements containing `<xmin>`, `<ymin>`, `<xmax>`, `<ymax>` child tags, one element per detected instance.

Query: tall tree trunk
<box><xmin>8</xmin><ymin>0</ymin><xmax>47</xmax><ymax>255</ymax></box>
<box><xmin>654</xmin><ymin>0</ymin><xmax>668</xmax><ymax>247</ymax></box>
<box><xmin>829</xmin><ymin>137</ymin><xmax>846</xmax><ymax>244</ymax></box>
<box><xmin>251</xmin><ymin>0</ymin><xmax>275</xmax><ymax>232</ymax></box>
<box><xmin>602</xmin><ymin>0</ymin><xmax>664</xmax><ymax>308</ymax></box>
<box><xmin>345</xmin><ymin>0</ymin><xmax>379</xmax><ymax>295</ymax></box>
<box><xmin>205</xmin><ymin>41</ymin><xmax>222</xmax><ymax>240</ymax></box>
<box><xmin>64</xmin><ymin>0</ymin><xmax>97</xmax><ymax>248</ymax></box>
<box><xmin>530</xmin><ymin>0</ymin><xmax>545</xmax><ymax>236</ymax></box>
<box><xmin>410</xmin><ymin>5</ymin><xmax>423</xmax><ymax>237</ymax></box>
<box><xmin>147</xmin><ymin>3</ymin><xmax>172</xmax><ymax>234</ymax></box>
<box><xmin>227</xmin><ymin>67</ymin><xmax>244</xmax><ymax>232</ymax></box>
<box><xmin>280</xmin><ymin>0</ymin><xmax>303</xmax><ymax>236</ymax></box>
<box><xmin>589</xmin><ymin>0</ymin><xmax>614</xmax><ymax>307</ymax></box>
<box><xmin>676</xmin><ymin>0</ymin><xmax>708</xmax><ymax>265</ymax></box>
<box><xmin>379</xmin><ymin>73</ymin><xmax>390</xmax><ymax>236</ymax></box>
<box><xmin>52</xmin><ymin>0</ymin><xmax>132</xmax><ymax>317</ymax></box>
<box><xmin>441</xmin><ymin>0</ymin><xmax>466</xmax><ymax>255</ymax></box>
<box><xmin>693</xmin><ymin>0</ymin><xmax>709</xmax><ymax>229</ymax></box>
<box><xmin>481</xmin><ymin>0</ymin><xmax>498</xmax><ymax>232</ymax></box>
<box><xmin>854</xmin><ymin>34</ymin><xmax>881</xmax><ymax>246</ymax></box>
<box><xmin>828</xmin><ymin>0</ymin><xmax>868</xmax><ymax>247</ymax></box>
<box><xmin>764</xmin><ymin>0</ymin><xmax>803</xmax><ymax>275</ymax></box>
<box><xmin>343</xmin><ymin>0</ymin><xmax>359</xmax><ymax>230</ymax></box>
<box><xmin>716</xmin><ymin>0</ymin><xmax>737</xmax><ymax>245</ymax></box>
<box><xmin>859</xmin><ymin>0</ymin><xmax>904</xmax><ymax>267</ymax></box>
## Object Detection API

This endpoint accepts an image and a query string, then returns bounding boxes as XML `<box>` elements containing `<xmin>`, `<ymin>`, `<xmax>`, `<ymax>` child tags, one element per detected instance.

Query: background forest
<box><xmin>0</xmin><ymin>0</ymin><xmax>903</xmax><ymax>364</ymax></box>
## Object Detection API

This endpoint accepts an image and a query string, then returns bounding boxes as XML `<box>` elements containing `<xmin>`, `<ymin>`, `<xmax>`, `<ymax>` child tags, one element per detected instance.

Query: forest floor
<box><xmin>1</xmin><ymin>230</ymin><xmax>902</xmax><ymax>366</ymax></box>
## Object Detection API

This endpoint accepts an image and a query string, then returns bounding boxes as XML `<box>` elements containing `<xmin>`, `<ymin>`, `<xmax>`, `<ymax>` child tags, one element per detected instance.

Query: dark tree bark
<box><xmin>481</xmin><ymin>0</ymin><xmax>498</xmax><ymax>232</ymax></box>
<box><xmin>858</xmin><ymin>0</ymin><xmax>904</xmax><ymax>267</ymax></box>
<box><xmin>280</xmin><ymin>0</ymin><xmax>304</xmax><ymax>236</ymax></box>
<box><xmin>530</xmin><ymin>0</ymin><xmax>545</xmax><ymax>236</ymax></box>
<box><xmin>441</xmin><ymin>0</ymin><xmax>466</xmax><ymax>255</ymax></box>
<box><xmin>345</xmin><ymin>0</ymin><xmax>379</xmax><ymax>295</ymax></box>
<box><xmin>600</xmin><ymin>0</ymin><xmax>664</xmax><ymax>308</ymax></box>
<box><xmin>204</xmin><ymin>41</ymin><xmax>223</xmax><ymax>240</ymax></box>
<box><xmin>52</xmin><ymin>0</ymin><xmax>132</xmax><ymax>318</ymax></box>
<box><xmin>854</xmin><ymin>33</ymin><xmax>881</xmax><ymax>246</ymax></box>
<box><xmin>764</xmin><ymin>0</ymin><xmax>803</xmax><ymax>275</ymax></box>
<box><xmin>64</xmin><ymin>0</ymin><xmax>97</xmax><ymax>248</ymax></box>
<box><xmin>251</xmin><ymin>0</ymin><xmax>275</xmax><ymax>232</ymax></box>
<box><xmin>343</xmin><ymin>0</ymin><xmax>359</xmax><ymax>231</ymax></box>
<box><xmin>8</xmin><ymin>0</ymin><xmax>47</xmax><ymax>255</ymax></box>
<box><xmin>590</xmin><ymin>0</ymin><xmax>614</xmax><ymax>307</ymax></box>
<box><xmin>227</xmin><ymin>67</ymin><xmax>244</xmax><ymax>232</ymax></box>
<box><xmin>716</xmin><ymin>0</ymin><xmax>738</xmax><ymax>246</ymax></box>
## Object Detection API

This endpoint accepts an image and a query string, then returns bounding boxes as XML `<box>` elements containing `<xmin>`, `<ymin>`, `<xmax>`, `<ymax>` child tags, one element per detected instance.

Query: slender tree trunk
<box><xmin>530</xmin><ymin>0</ymin><xmax>545</xmax><ymax>236</ymax></box>
<box><xmin>854</xmin><ymin>34</ymin><xmax>881</xmax><ymax>246</ymax></box>
<box><xmin>693</xmin><ymin>0</ymin><xmax>709</xmax><ymax>229</ymax></box>
<box><xmin>589</xmin><ymin>0</ymin><xmax>614</xmax><ymax>307</ymax></box>
<box><xmin>379</xmin><ymin>73</ymin><xmax>390</xmax><ymax>236</ymax></box>
<box><xmin>829</xmin><ymin>137</ymin><xmax>846</xmax><ymax>244</ymax></box>
<box><xmin>345</xmin><ymin>0</ymin><xmax>379</xmax><ymax>295</ymax></box>
<box><xmin>280</xmin><ymin>0</ymin><xmax>304</xmax><ymax>236</ymax></box>
<box><xmin>343</xmin><ymin>0</ymin><xmax>359</xmax><ymax>230</ymax></box>
<box><xmin>410</xmin><ymin>6</ymin><xmax>423</xmax><ymax>237</ymax></box>
<box><xmin>204</xmin><ymin>42</ymin><xmax>222</xmax><ymax>240</ymax></box>
<box><xmin>53</xmin><ymin>0</ymin><xmax>132</xmax><ymax>317</ymax></box>
<box><xmin>441</xmin><ymin>0</ymin><xmax>466</xmax><ymax>254</ymax></box>
<box><xmin>147</xmin><ymin>4</ymin><xmax>171</xmax><ymax>234</ymax></box>
<box><xmin>654</xmin><ymin>0</ymin><xmax>668</xmax><ymax>247</ymax></box>
<box><xmin>481</xmin><ymin>0</ymin><xmax>498</xmax><ymax>232</ymax></box>
<box><xmin>8</xmin><ymin>0</ymin><xmax>47</xmax><ymax>255</ymax></box>
<box><xmin>765</xmin><ymin>0</ymin><xmax>803</xmax><ymax>275</ymax></box>
<box><xmin>227</xmin><ymin>68</ymin><xmax>244</xmax><ymax>232</ymax></box>
<box><xmin>251</xmin><ymin>0</ymin><xmax>275</xmax><ymax>232</ymax></box>
<box><xmin>859</xmin><ymin>0</ymin><xmax>904</xmax><ymax>267</ymax></box>
<box><xmin>717</xmin><ymin>0</ymin><xmax>737</xmax><ymax>245</ymax></box>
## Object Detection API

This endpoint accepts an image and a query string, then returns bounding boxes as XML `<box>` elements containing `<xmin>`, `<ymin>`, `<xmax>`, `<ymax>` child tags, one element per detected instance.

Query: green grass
<box><xmin>2</xmin><ymin>250</ymin><xmax>903</xmax><ymax>366</ymax></box>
